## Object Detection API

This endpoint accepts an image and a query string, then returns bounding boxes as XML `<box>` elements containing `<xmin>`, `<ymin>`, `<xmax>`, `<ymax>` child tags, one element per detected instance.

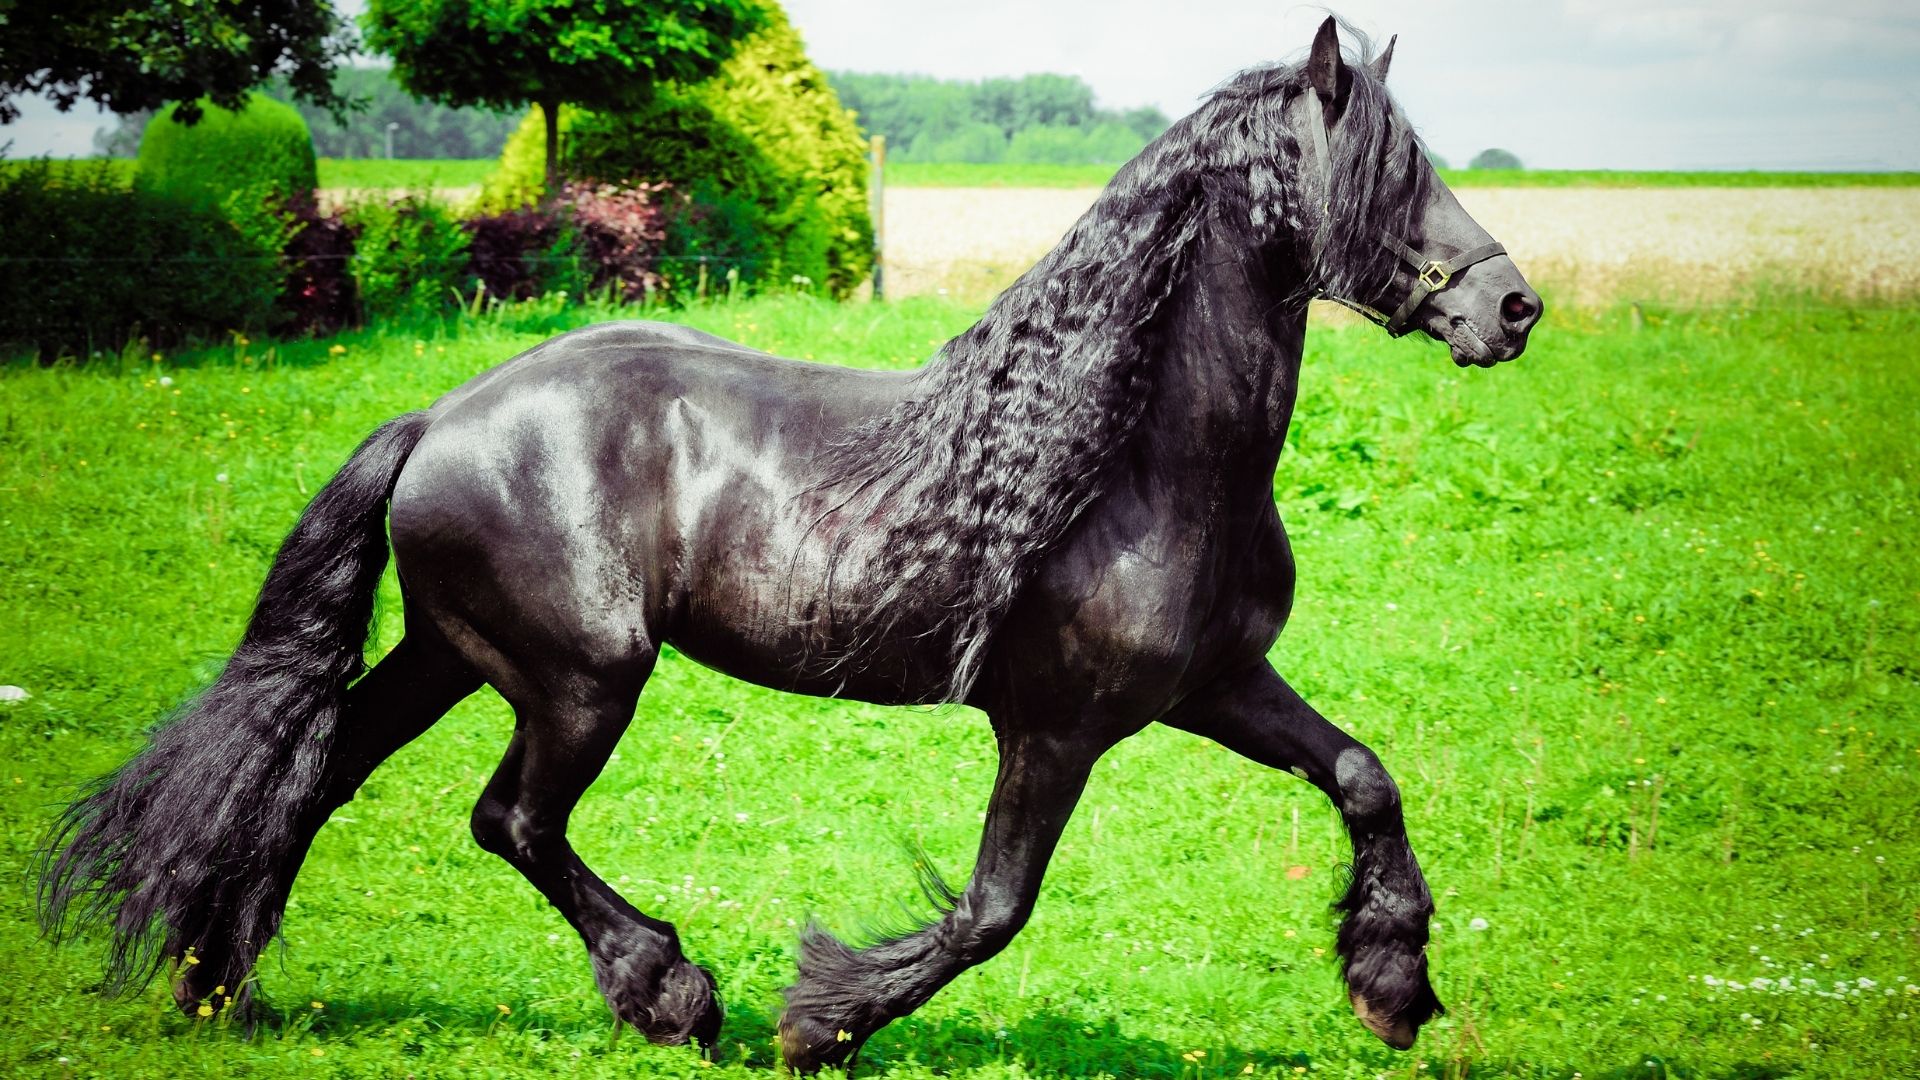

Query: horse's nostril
<box><xmin>1501</xmin><ymin>292</ymin><xmax>1538</xmax><ymax>326</ymax></box>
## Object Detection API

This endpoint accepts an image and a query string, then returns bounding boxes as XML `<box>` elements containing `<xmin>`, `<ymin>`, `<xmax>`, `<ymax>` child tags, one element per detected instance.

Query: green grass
<box><xmin>2</xmin><ymin>294</ymin><xmax>1915</xmax><ymax>1078</ymax></box>
<box><xmin>315</xmin><ymin>158</ymin><xmax>495</xmax><ymax>190</ymax></box>
<box><xmin>1435</xmin><ymin>169</ymin><xmax>1920</xmax><ymax>189</ymax></box>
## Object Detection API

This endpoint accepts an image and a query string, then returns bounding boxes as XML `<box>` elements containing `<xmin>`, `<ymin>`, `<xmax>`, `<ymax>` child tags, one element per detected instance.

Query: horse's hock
<box><xmin>883</xmin><ymin>186</ymin><xmax>1920</xmax><ymax>306</ymax></box>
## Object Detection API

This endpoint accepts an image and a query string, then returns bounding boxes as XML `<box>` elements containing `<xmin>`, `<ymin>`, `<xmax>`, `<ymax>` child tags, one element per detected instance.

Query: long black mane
<box><xmin>813</xmin><ymin>35</ymin><xmax>1428</xmax><ymax>702</ymax></box>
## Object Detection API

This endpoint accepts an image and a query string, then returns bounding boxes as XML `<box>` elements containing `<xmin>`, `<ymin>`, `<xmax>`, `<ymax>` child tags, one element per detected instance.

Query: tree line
<box><xmin>92</xmin><ymin>65</ymin><xmax>1177</xmax><ymax>167</ymax></box>
<box><xmin>95</xmin><ymin>67</ymin><xmax>521</xmax><ymax>160</ymax></box>
<box><xmin>827</xmin><ymin>72</ymin><xmax>1169</xmax><ymax>164</ymax></box>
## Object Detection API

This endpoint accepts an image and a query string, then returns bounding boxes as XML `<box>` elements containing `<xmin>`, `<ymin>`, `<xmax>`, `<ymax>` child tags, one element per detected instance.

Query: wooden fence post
<box><xmin>870</xmin><ymin>134</ymin><xmax>886</xmax><ymax>301</ymax></box>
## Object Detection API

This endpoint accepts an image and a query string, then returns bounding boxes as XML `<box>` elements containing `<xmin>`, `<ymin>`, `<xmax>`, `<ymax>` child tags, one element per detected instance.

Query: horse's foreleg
<box><xmin>1163</xmin><ymin>661</ymin><xmax>1441</xmax><ymax>1051</ymax></box>
<box><xmin>472</xmin><ymin>667</ymin><xmax>722</xmax><ymax>1048</ymax></box>
<box><xmin>779</xmin><ymin>729</ymin><xmax>1105</xmax><ymax>1073</ymax></box>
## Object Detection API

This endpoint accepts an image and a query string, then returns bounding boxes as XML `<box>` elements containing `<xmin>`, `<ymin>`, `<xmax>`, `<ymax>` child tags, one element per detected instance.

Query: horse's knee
<box><xmin>1334</xmin><ymin>746</ymin><xmax>1401</xmax><ymax>824</ymax></box>
<box><xmin>949</xmin><ymin>893</ymin><xmax>1032</xmax><ymax>963</ymax></box>
<box><xmin>469</xmin><ymin>794</ymin><xmax>512</xmax><ymax>856</ymax></box>
<box><xmin>470</xmin><ymin>794</ymin><xmax>546</xmax><ymax>861</ymax></box>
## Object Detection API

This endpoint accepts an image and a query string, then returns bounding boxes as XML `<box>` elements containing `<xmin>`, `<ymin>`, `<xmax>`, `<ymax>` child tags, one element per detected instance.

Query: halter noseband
<box><xmin>1298</xmin><ymin>89</ymin><xmax>1506</xmax><ymax>337</ymax></box>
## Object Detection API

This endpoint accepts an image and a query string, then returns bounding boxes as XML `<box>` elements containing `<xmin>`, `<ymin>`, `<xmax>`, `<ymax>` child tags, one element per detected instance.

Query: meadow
<box><xmin>1</xmin><ymin>293</ymin><xmax>1915</xmax><ymax>1079</ymax></box>
<box><xmin>880</xmin><ymin>163</ymin><xmax>1920</xmax><ymax>190</ymax></box>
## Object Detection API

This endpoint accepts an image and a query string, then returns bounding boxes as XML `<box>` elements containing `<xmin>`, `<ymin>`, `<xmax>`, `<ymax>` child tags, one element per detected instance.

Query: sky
<box><xmin>5</xmin><ymin>0</ymin><xmax>1918</xmax><ymax>169</ymax></box>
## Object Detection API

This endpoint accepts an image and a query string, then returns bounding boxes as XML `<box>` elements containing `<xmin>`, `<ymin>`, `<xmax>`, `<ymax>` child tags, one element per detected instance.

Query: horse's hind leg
<box><xmin>1163</xmin><ymin>661</ymin><xmax>1441</xmax><ymax>1051</ymax></box>
<box><xmin>173</xmin><ymin>628</ymin><xmax>481</xmax><ymax>1013</ymax></box>
<box><xmin>779</xmin><ymin>728</ymin><xmax>1110</xmax><ymax>1072</ymax></box>
<box><xmin>469</xmin><ymin>658</ymin><xmax>721</xmax><ymax>1047</ymax></box>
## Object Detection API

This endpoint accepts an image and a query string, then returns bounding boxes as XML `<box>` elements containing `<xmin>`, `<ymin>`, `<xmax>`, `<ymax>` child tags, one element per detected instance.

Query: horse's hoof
<box><xmin>599</xmin><ymin>955</ymin><xmax>722</xmax><ymax>1047</ymax></box>
<box><xmin>1351</xmin><ymin>993</ymin><xmax>1419</xmax><ymax>1050</ymax></box>
<box><xmin>778</xmin><ymin>1009</ymin><xmax>863</xmax><ymax>1074</ymax></box>
<box><xmin>171</xmin><ymin>962</ymin><xmax>238</xmax><ymax>1019</ymax></box>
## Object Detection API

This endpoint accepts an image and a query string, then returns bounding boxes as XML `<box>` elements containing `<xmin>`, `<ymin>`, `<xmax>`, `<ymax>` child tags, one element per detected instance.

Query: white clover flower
<box><xmin>0</xmin><ymin>685</ymin><xmax>28</xmax><ymax>703</ymax></box>
<box><xmin>1468</xmin><ymin>917</ymin><xmax>1489</xmax><ymax>932</ymax></box>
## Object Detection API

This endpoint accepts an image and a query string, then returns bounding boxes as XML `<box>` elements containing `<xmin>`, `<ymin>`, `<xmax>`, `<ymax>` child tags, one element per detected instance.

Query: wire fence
<box><xmin>0</xmin><ymin>253</ymin><xmax>766</xmax><ymax>266</ymax></box>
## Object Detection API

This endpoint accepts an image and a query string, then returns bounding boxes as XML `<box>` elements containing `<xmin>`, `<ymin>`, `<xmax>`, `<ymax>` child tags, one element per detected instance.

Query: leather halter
<box><xmin>1298</xmin><ymin>90</ymin><xmax>1507</xmax><ymax>337</ymax></box>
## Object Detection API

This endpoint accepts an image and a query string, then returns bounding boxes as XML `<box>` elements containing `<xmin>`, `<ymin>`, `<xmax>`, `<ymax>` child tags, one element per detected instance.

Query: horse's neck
<box><xmin>1145</xmin><ymin>217</ymin><xmax>1309</xmax><ymax>485</ymax></box>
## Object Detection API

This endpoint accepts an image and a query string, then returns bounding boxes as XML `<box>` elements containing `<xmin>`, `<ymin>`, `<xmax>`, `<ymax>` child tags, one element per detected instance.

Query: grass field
<box><xmin>881</xmin><ymin>162</ymin><xmax>1920</xmax><ymax>189</ymax></box>
<box><xmin>2</xmin><ymin>295</ymin><xmax>1916</xmax><ymax>1078</ymax></box>
<box><xmin>316</xmin><ymin>158</ymin><xmax>497</xmax><ymax>190</ymax></box>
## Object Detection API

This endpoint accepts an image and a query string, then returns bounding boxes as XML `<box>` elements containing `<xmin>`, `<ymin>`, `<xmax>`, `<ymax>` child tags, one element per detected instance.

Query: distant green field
<box><xmin>884</xmin><ymin>161</ymin><xmax>1920</xmax><ymax>189</ymax></box>
<box><xmin>1437</xmin><ymin>168</ymin><xmax>1920</xmax><ymax>189</ymax></box>
<box><xmin>316</xmin><ymin>157</ymin><xmax>494</xmax><ymax>189</ymax></box>
<box><xmin>2</xmin><ymin>294</ymin><xmax>1915</xmax><ymax>1078</ymax></box>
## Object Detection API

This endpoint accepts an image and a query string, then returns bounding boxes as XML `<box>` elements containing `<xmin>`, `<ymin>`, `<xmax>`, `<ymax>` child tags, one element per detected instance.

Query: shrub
<box><xmin>558</xmin><ymin>182</ymin><xmax>672</xmax><ymax>301</ymax></box>
<box><xmin>280</xmin><ymin>197</ymin><xmax>357</xmax><ymax>337</ymax></box>
<box><xmin>136</xmin><ymin>94</ymin><xmax>318</xmax><ymax>254</ymax></box>
<box><xmin>134</xmin><ymin>94</ymin><xmax>328</xmax><ymax>334</ymax></box>
<box><xmin>480</xmin><ymin>3</ymin><xmax>873</xmax><ymax>297</ymax></box>
<box><xmin>0</xmin><ymin>161</ymin><xmax>275</xmax><ymax>356</ymax></box>
<box><xmin>466</xmin><ymin>182</ymin><xmax>673</xmax><ymax>304</ymax></box>
<box><xmin>343</xmin><ymin>195</ymin><xmax>471</xmax><ymax>319</ymax></box>
<box><xmin>464</xmin><ymin>202</ymin><xmax>581</xmax><ymax>304</ymax></box>
<box><xmin>136</xmin><ymin>93</ymin><xmax>320</xmax><ymax>205</ymax></box>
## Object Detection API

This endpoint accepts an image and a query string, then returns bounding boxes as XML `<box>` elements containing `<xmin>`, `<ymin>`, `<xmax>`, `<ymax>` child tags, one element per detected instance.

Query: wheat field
<box><xmin>879</xmin><ymin>187</ymin><xmax>1920</xmax><ymax>307</ymax></box>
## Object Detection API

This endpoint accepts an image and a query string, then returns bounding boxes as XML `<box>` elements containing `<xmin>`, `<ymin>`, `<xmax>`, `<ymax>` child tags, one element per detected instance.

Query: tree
<box><xmin>828</xmin><ymin>71</ymin><xmax>1169</xmax><ymax>163</ymax></box>
<box><xmin>284</xmin><ymin>67</ymin><xmax>518</xmax><ymax>158</ymax></box>
<box><xmin>362</xmin><ymin>0</ymin><xmax>763</xmax><ymax>190</ymax></box>
<box><xmin>95</xmin><ymin>66</ymin><xmax>524</xmax><ymax>159</ymax></box>
<box><xmin>974</xmin><ymin>74</ymin><xmax>1095</xmax><ymax>138</ymax></box>
<box><xmin>0</xmin><ymin>0</ymin><xmax>353</xmax><ymax>126</ymax></box>
<box><xmin>1469</xmin><ymin>147</ymin><xmax>1523</xmax><ymax>170</ymax></box>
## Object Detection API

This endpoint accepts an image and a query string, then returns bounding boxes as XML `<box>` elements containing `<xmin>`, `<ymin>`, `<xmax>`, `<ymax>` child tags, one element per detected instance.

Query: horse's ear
<box><xmin>1370</xmin><ymin>35</ymin><xmax>1397</xmax><ymax>83</ymax></box>
<box><xmin>1307</xmin><ymin>16</ymin><xmax>1348</xmax><ymax>107</ymax></box>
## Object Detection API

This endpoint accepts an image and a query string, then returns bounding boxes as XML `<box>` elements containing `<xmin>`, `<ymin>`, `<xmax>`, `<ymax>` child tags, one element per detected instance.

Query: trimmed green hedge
<box><xmin>0</xmin><ymin>162</ymin><xmax>275</xmax><ymax>355</ymax></box>
<box><xmin>480</xmin><ymin>4</ymin><xmax>872</xmax><ymax>297</ymax></box>
<box><xmin>137</xmin><ymin>94</ymin><xmax>319</xmax><ymax>257</ymax></box>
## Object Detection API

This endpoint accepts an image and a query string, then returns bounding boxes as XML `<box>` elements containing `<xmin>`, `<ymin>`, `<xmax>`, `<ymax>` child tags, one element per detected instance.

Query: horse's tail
<box><xmin>37</xmin><ymin>411</ymin><xmax>431</xmax><ymax>1013</ymax></box>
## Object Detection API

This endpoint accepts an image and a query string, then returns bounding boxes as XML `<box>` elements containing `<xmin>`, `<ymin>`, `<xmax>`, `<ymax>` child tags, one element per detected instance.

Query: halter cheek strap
<box><xmin>1376</xmin><ymin>234</ymin><xmax>1507</xmax><ymax>336</ymax></box>
<box><xmin>1297</xmin><ymin>90</ymin><xmax>1508</xmax><ymax>337</ymax></box>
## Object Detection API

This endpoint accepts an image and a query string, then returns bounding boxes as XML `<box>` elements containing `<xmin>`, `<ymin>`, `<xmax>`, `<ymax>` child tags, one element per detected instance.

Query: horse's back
<box><xmin>386</xmin><ymin>321</ymin><xmax>912</xmax><ymax>686</ymax></box>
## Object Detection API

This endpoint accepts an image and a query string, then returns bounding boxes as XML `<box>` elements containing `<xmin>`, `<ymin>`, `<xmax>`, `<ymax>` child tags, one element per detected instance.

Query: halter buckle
<box><xmin>1416</xmin><ymin>260</ymin><xmax>1451</xmax><ymax>291</ymax></box>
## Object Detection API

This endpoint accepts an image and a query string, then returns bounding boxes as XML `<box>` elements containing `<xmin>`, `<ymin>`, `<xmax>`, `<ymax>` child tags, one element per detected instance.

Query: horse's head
<box><xmin>1286</xmin><ymin>18</ymin><xmax>1542</xmax><ymax>367</ymax></box>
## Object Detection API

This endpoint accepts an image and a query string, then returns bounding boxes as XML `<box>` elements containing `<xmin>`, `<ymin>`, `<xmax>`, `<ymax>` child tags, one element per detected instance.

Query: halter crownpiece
<box><xmin>1297</xmin><ymin>89</ymin><xmax>1506</xmax><ymax>337</ymax></box>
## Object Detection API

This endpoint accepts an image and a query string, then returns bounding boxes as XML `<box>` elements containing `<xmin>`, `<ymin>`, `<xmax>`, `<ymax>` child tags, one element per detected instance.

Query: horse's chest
<box><xmin>993</xmin><ymin>499</ymin><xmax>1293</xmax><ymax>711</ymax></box>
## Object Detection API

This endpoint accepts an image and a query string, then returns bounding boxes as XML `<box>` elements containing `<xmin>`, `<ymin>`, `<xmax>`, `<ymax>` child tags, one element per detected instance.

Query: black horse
<box><xmin>41</xmin><ymin>19</ymin><xmax>1538</xmax><ymax>1069</ymax></box>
